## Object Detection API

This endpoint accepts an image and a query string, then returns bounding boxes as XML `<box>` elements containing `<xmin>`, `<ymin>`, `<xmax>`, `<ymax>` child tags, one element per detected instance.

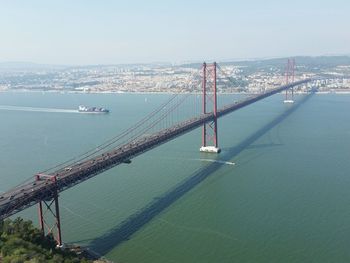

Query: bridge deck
<box><xmin>0</xmin><ymin>79</ymin><xmax>311</xmax><ymax>219</ymax></box>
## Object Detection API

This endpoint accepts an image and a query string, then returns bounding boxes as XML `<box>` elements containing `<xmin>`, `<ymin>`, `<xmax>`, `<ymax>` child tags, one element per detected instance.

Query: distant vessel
<box><xmin>78</xmin><ymin>105</ymin><xmax>109</xmax><ymax>113</ymax></box>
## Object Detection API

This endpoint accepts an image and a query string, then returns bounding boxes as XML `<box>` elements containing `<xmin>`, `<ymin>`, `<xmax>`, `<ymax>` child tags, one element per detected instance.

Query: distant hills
<box><xmin>182</xmin><ymin>56</ymin><xmax>350</xmax><ymax>69</ymax></box>
<box><xmin>1</xmin><ymin>56</ymin><xmax>350</xmax><ymax>71</ymax></box>
<box><xmin>233</xmin><ymin>56</ymin><xmax>350</xmax><ymax>67</ymax></box>
<box><xmin>0</xmin><ymin>61</ymin><xmax>67</xmax><ymax>71</ymax></box>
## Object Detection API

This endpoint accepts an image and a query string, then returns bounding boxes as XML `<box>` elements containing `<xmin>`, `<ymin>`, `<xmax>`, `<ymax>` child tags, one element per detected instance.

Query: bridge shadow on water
<box><xmin>87</xmin><ymin>92</ymin><xmax>314</xmax><ymax>255</ymax></box>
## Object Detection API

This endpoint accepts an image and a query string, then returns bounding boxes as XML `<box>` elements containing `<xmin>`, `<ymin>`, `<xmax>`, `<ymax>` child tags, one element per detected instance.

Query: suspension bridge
<box><xmin>0</xmin><ymin>61</ymin><xmax>314</xmax><ymax>246</ymax></box>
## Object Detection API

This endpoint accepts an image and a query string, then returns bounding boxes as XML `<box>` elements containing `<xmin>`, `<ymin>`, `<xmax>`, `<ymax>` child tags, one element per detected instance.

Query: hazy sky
<box><xmin>0</xmin><ymin>0</ymin><xmax>349</xmax><ymax>65</ymax></box>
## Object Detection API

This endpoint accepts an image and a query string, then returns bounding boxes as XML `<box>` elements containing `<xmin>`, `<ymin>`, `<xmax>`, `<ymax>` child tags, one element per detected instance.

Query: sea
<box><xmin>0</xmin><ymin>91</ymin><xmax>350</xmax><ymax>263</ymax></box>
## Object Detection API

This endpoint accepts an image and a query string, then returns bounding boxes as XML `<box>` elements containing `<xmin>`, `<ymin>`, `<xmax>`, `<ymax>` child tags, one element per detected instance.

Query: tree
<box><xmin>0</xmin><ymin>218</ymin><xmax>92</xmax><ymax>263</ymax></box>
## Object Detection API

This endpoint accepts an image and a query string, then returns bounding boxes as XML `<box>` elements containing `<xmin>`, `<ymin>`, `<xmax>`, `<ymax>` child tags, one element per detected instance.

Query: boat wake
<box><xmin>193</xmin><ymin>158</ymin><xmax>235</xmax><ymax>166</ymax></box>
<box><xmin>146</xmin><ymin>156</ymin><xmax>235</xmax><ymax>166</ymax></box>
<box><xmin>0</xmin><ymin>105</ymin><xmax>78</xmax><ymax>113</ymax></box>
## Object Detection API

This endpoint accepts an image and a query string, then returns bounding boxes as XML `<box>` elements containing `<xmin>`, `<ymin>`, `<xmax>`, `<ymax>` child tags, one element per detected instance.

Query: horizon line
<box><xmin>0</xmin><ymin>54</ymin><xmax>350</xmax><ymax>68</ymax></box>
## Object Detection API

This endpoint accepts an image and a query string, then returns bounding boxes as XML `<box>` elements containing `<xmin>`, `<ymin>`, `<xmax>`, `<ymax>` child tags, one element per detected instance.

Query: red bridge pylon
<box><xmin>36</xmin><ymin>174</ymin><xmax>63</xmax><ymax>247</ymax></box>
<box><xmin>284</xmin><ymin>58</ymin><xmax>295</xmax><ymax>104</ymax></box>
<box><xmin>200</xmin><ymin>62</ymin><xmax>221</xmax><ymax>153</ymax></box>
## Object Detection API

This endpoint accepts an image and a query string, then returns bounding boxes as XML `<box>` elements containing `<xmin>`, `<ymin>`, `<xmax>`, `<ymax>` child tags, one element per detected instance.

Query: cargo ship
<box><xmin>78</xmin><ymin>105</ymin><xmax>109</xmax><ymax>114</ymax></box>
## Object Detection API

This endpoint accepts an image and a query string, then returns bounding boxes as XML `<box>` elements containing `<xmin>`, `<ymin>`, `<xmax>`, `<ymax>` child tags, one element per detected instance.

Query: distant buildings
<box><xmin>0</xmin><ymin>60</ymin><xmax>349</xmax><ymax>94</ymax></box>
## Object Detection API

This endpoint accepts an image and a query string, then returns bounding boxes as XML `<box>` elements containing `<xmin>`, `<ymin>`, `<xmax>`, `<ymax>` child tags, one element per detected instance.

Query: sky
<box><xmin>0</xmin><ymin>0</ymin><xmax>349</xmax><ymax>65</ymax></box>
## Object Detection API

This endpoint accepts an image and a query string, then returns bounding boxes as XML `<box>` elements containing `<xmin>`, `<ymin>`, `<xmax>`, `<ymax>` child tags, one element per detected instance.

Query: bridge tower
<box><xmin>199</xmin><ymin>62</ymin><xmax>221</xmax><ymax>153</ymax></box>
<box><xmin>284</xmin><ymin>58</ymin><xmax>295</xmax><ymax>104</ymax></box>
<box><xmin>36</xmin><ymin>174</ymin><xmax>63</xmax><ymax>247</ymax></box>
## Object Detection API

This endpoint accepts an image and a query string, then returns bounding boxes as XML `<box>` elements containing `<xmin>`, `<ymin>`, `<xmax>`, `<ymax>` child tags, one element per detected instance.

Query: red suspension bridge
<box><xmin>0</xmin><ymin>61</ymin><xmax>314</xmax><ymax>246</ymax></box>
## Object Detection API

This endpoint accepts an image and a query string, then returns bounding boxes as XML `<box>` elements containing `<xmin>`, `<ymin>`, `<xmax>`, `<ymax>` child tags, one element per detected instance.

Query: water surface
<box><xmin>0</xmin><ymin>92</ymin><xmax>349</xmax><ymax>262</ymax></box>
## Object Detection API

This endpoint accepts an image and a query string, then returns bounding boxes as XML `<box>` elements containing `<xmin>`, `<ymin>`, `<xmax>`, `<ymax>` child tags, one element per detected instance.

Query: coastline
<box><xmin>65</xmin><ymin>244</ymin><xmax>114</xmax><ymax>263</ymax></box>
<box><xmin>1</xmin><ymin>89</ymin><xmax>350</xmax><ymax>95</ymax></box>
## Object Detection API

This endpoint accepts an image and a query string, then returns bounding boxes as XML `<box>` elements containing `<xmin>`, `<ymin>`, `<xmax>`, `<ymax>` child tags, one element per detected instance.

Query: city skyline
<box><xmin>1</xmin><ymin>0</ymin><xmax>349</xmax><ymax>65</ymax></box>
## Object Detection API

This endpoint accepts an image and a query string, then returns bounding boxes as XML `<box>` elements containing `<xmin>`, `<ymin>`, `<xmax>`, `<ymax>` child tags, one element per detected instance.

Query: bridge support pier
<box><xmin>200</xmin><ymin>62</ymin><xmax>221</xmax><ymax>153</ymax></box>
<box><xmin>36</xmin><ymin>174</ymin><xmax>63</xmax><ymax>247</ymax></box>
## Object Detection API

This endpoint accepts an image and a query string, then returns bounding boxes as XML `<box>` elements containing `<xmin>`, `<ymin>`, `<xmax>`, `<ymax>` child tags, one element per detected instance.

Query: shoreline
<box><xmin>65</xmin><ymin>244</ymin><xmax>114</xmax><ymax>263</ymax></box>
<box><xmin>1</xmin><ymin>89</ymin><xmax>350</xmax><ymax>95</ymax></box>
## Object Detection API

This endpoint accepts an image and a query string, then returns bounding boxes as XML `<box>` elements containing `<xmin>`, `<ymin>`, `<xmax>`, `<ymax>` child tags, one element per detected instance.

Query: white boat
<box><xmin>78</xmin><ymin>105</ymin><xmax>109</xmax><ymax>113</ymax></box>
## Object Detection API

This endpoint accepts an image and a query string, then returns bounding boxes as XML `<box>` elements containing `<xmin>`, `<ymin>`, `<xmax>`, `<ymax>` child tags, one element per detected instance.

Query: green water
<box><xmin>1</xmin><ymin>92</ymin><xmax>350</xmax><ymax>262</ymax></box>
